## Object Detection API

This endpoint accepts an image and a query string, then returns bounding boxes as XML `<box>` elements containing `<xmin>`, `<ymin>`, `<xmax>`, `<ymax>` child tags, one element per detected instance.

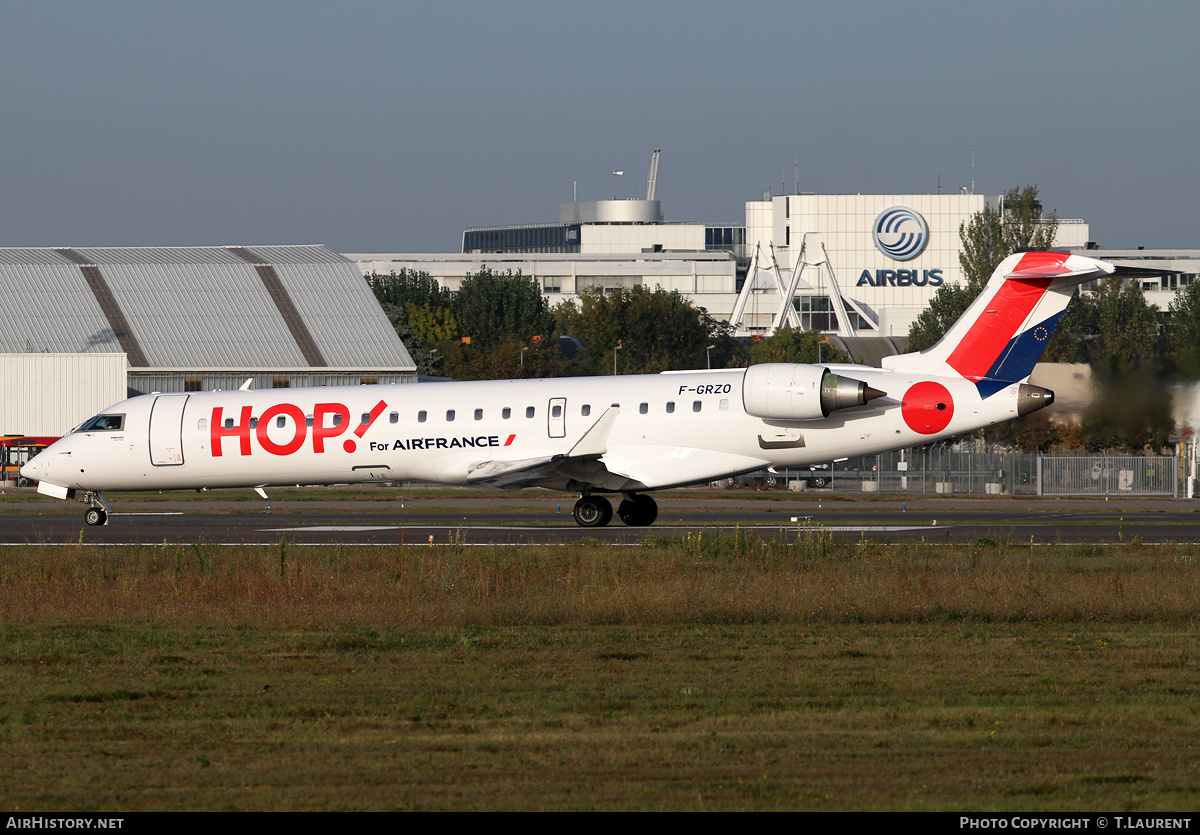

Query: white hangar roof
<box><xmin>0</xmin><ymin>245</ymin><xmax>414</xmax><ymax>371</ymax></box>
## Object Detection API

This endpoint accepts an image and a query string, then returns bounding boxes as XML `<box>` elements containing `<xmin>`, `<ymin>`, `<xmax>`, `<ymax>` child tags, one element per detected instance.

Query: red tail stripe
<box><xmin>945</xmin><ymin>253</ymin><xmax>1068</xmax><ymax>380</ymax></box>
<box><xmin>947</xmin><ymin>277</ymin><xmax>1051</xmax><ymax>380</ymax></box>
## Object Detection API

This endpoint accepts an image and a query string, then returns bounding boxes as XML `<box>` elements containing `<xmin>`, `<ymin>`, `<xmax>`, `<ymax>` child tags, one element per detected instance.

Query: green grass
<box><xmin>3</xmin><ymin>535</ymin><xmax>1200</xmax><ymax>810</ymax></box>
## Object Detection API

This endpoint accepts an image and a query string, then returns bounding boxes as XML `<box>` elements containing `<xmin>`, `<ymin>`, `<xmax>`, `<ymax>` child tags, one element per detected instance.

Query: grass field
<box><xmin>2</xmin><ymin>532</ymin><xmax>1199</xmax><ymax>811</ymax></box>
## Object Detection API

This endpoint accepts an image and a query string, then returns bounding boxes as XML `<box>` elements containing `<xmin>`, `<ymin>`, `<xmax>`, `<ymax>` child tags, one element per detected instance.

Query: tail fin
<box><xmin>883</xmin><ymin>252</ymin><xmax>1113</xmax><ymax>395</ymax></box>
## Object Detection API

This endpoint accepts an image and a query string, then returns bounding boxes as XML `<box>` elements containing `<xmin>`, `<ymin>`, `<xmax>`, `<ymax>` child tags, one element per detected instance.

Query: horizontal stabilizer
<box><xmin>1005</xmin><ymin>265</ymin><xmax>1104</xmax><ymax>279</ymax></box>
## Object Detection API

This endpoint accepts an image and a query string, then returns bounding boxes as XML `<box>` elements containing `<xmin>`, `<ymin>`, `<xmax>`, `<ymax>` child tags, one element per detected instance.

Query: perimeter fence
<box><xmin>762</xmin><ymin>446</ymin><xmax>1180</xmax><ymax>497</ymax></box>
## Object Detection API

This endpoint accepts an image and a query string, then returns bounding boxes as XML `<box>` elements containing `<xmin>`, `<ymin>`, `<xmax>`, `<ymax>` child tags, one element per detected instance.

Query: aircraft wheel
<box><xmin>84</xmin><ymin>507</ymin><xmax>107</xmax><ymax>527</ymax></box>
<box><xmin>573</xmin><ymin>495</ymin><xmax>612</xmax><ymax>527</ymax></box>
<box><xmin>618</xmin><ymin>494</ymin><xmax>658</xmax><ymax>527</ymax></box>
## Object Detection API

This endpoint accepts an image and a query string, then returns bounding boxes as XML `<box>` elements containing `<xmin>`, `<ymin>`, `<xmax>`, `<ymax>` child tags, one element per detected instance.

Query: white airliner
<box><xmin>23</xmin><ymin>252</ymin><xmax>1120</xmax><ymax>528</ymax></box>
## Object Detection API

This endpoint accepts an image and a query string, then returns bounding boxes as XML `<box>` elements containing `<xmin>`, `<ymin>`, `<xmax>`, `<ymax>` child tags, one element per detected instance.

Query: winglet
<box><xmin>567</xmin><ymin>406</ymin><xmax>619</xmax><ymax>459</ymax></box>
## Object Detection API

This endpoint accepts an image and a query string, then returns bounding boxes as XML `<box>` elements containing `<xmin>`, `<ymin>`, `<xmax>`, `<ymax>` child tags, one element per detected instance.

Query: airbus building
<box><xmin>349</xmin><ymin>183</ymin><xmax>1094</xmax><ymax>352</ymax></box>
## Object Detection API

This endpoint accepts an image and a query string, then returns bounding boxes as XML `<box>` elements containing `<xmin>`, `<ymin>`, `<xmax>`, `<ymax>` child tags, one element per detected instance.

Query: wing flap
<box><xmin>465</xmin><ymin>406</ymin><xmax>624</xmax><ymax>489</ymax></box>
<box><xmin>466</xmin><ymin>455</ymin><xmax>563</xmax><ymax>488</ymax></box>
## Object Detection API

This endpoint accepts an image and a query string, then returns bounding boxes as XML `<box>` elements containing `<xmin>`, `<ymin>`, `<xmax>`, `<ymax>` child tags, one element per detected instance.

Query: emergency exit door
<box><xmin>148</xmin><ymin>395</ymin><xmax>188</xmax><ymax>466</ymax></box>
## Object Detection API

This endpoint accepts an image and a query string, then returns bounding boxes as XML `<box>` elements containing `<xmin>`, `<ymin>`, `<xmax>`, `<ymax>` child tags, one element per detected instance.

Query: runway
<box><xmin>2</xmin><ymin>489</ymin><xmax>1198</xmax><ymax>545</ymax></box>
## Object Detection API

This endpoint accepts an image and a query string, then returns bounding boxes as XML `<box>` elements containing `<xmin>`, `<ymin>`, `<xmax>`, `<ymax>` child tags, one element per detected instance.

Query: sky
<box><xmin>1</xmin><ymin>1</ymin><xmax>1196</xmax><ymax>253</ymax></box>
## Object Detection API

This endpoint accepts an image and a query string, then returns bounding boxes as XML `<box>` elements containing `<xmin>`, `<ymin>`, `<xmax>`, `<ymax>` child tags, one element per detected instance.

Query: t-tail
<box><xmin>882</xmin><ymin>252</ymin><xmax>1115</xmax><ymax>397</ymax></box>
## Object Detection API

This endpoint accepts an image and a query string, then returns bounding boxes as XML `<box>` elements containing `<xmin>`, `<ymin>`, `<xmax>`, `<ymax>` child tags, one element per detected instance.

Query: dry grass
<box><xmin>3</xmin><ymin>534</ymin><xmax>1200</xmax><ymax>810</ymax></box>
<box><xmin>3</xmin><ymin>533</ymin><xmax>1199</xmax><ymax>629</ymax></box>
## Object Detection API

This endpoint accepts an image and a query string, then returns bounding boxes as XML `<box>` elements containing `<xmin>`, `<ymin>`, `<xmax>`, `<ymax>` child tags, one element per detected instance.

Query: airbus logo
<box><xmin>872</xmin><ymin>207</ymin><xmax>929</xmax><ymax>261</ymax></box>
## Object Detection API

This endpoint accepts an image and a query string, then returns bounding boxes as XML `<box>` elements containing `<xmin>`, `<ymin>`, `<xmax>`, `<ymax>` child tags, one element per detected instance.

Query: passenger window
<box><xmin>305</xmin><ymin>415</ymin><xmax>314</xmax><ymax>427</ymax></box>
<box><xmin>552</xmin><ymin>405</ymin><xmax>562</xmax><ymax>418</ymax></box>
<box><xmin>418</xmin><ymin>411</ymin><xmax>427</xmax><ymax>423</ymax></box>
<box><xmin>526</xmin><ymin>406</ymin><xmax>535</xmax><ymax>418</ymax></box>
<box><xmin>198</xmin><ymin>419</ymin><xmax>208</xmax><ymax>430</ymax></box>
<box><xmin>249</xmin><ymin>417</ymin><xmax>258</xmax><ymax>429</ymax></box>
<box><xmin>719</xmin><ymin>399</ymin><xmax>729</xmax><ymax>411</ymax></box>
<box><xmin>361</xmin><ymin>413</ymin><xmax>371</xmax><ymax>425</ymax></box>
<box><xmin>224</xmin><ymin>418</ymin><xmax>235</xmax><ymax>429</ymax></box>
<box><xmin>639</xmin><ymin>403</ymin><xmax>648</xmax><ymax>415</ymax></box>
<box><xmin>693</xmin><ymin>401</ymin><xmax>702</xmax><ymax>413</ymax></box>
<box><xmin>446</xmin><ymin>410</ymin><xmax>455</xmax><ymax>422</ymax></box>
<box><xmin>666</xmin><ymin>402</ymin><xmax>675</xmax><ymax>414</ymax></box>
<box><xmin>276</xmin><ymin>416</ymin><xmax>287</xmax><ymax>429</ymax></box>
<box><xmin>502</xmin><ymin>407</ymin><xmax>511</xmax><ymax>419</ymax></box>
<box><xmin>389</xmin><ymin>412</ymin><xmax>399</xmax><ymax>424</ymax></box>
<box><xmin>581</xmin><ymin>405</ymin><xmax>591</xmax><ymax>417</ymax></box>
<box><xmin>475</xmin><ymin>409</ymin><xmax>483</xmax><ymax>420</ymax></box>
<box><xmin>332</xmin><ymin>413</ymin><xmax>343</xmax><ymax>426</ymax></box>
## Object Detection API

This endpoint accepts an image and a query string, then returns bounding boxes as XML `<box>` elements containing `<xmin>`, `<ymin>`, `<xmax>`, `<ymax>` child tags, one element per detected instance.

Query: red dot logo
<box><xmin>901</xmin><ymin>381</ymin><xmax>954</xmax><ymax>434</ymax></box>
<box><xmin>343</xmin><ymin>439</ymin><xmax>356</xmax><ymax>453</ymax></box>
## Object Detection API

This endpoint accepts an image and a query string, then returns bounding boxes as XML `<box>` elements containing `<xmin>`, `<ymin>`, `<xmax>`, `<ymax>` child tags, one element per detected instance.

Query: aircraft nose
<box><xmin>21</xmin><ymin>446</ymin><xmax>69</xmax><ymax>485</ymax></box>
<box><xmin>20</xmin><ymin>453</ymin><xmax>45</xmax><ymax>482</ymax></box>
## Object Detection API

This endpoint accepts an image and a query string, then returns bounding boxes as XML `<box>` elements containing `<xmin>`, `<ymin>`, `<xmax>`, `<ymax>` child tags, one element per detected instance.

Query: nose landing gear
<box><xmin>82</xmin><ymin>492</ymin><xmax>110</xmax><ymax>526</ymax></box>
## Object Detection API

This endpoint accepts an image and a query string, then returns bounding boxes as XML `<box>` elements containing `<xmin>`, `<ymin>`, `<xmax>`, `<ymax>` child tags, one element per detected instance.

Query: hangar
<box><xmin>0</xmin><ymin>244</ymin><xmax>415</xmax><ymax>437</ymax></box>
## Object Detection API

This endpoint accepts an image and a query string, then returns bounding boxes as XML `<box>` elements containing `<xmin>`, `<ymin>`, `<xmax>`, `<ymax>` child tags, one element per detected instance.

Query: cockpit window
<box><xmin>77</xmin><ymin>414</ymin><xmax>125</xmax><ymax>432</ymax></box>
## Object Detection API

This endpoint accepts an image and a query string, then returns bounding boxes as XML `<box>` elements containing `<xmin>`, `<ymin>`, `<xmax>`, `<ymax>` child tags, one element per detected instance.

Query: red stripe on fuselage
<box><xmin>354</xmin><ymin>399</ymin><xmax>388</xmax><ymax>438</ymax></box>
<box><xmin>946</xmin><ymin>253</ymin><xmax>1065</xmax><ymax>380</ymax></box>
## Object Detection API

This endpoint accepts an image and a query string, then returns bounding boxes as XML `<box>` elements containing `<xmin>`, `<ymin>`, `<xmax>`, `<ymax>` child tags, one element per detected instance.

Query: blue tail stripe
<box><xmin>974</xmin><ymin>378</ymin><xmax>1011</xmax><ymax>398</ymax></box>
<box><xmin>973</xmin><ymin>310</ymin><xmax>1065</xmax><ymax>398</ymax></box>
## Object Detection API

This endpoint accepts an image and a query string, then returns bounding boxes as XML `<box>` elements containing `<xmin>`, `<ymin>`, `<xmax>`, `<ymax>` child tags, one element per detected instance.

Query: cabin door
<box><xmin>148</xmin><ymin>395</ymin><xmax>188</xmax><ymax>466</ymax></box>
<box><xmin>547</xmin><ymin>397</ymin><xmax>567</xmax><ymax>439</ymax></box>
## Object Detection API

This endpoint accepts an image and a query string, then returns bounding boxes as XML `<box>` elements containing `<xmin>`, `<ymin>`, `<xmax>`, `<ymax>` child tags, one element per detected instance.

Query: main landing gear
<box><xmin>82</xmin><ymin>491</ymin><xmax>110</xmax><ymax>526</ymax></box>
<box><xmin>572</xmin><ymin>493</ymin><xmax>658</xmax><ymax>528</ymax></box>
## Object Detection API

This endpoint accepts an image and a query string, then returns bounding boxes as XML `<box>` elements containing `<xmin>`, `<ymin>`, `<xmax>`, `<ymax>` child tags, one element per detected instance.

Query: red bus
<box><xmin>0</xmin><ymin>436</ymin><xmax>59</xmax><ymax>485</ymax></box>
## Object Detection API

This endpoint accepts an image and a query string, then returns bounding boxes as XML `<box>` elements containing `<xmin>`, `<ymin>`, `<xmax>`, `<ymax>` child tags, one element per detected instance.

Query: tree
<box><xmin>452</xmin><ymin>268</ymin><xmax>555</xmax><ymax>352</ymax></box>
<box><xmin>960</xmin><ymin>185</ymin><xmax>1059</xmax><ymax>288</ymax></box>
<box><xmin>439</xmin><ymin>335</ymin><xmax>573</xmax><ymax>381</ymax></box>
<box><xmin>1079</xmin><ymin>276</ymin><xmax>1171</xmax><ymax>452</ymax></box>
<box><xmin>366</xmin><ymin>269</ymin><xmax>456</xmax><ymax>376</ymax></box>
<box><xmin>908</xmin><ymin>185</ymin><xmax>1058</xmax><ymax>351</ymax></box>
<box><xmin>1038</xmin><ymin>292</ymin><xmax>1098</xmax><ymax>363</ymax></box>
<box><xmin>985</xmin><ymin>412</ymin><xmax>1075</xmax><ymax>453</ymax></box>
<box><xmin>404</xmin><ymin>302</ymin><xmax>457</xmax><ymax>345</ymax></box>
<box><xmin>747</xmin><ymin>328</ymin><xmax>850</xmax><ymax>365</ymax></box>
<box><xmin>554</xmin><ymin>286</ymin><xmax>742</xmax><ymax>376</ymax></box>
<box><xmin>1092</xmin><ymin>276</ymin><xmax>1161</xmax><ymax>377</ymax></box>
<box><xmin>906</xmin><ymin>283</ymin><xmax>979</xmax><ymax>353</ymax></box>
<box><xmin>1166</xmin><ymin>279</ymin><xmax>1200</xmax><ymax>379</ymax></box>
<box><xmin>366</xmin><ymin>268</ymin><xmax>453</xmax><ymax>315</ymax></box>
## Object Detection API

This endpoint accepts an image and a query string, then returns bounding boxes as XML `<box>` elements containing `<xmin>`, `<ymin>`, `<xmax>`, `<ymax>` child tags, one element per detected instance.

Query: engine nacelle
<box><xmin>742</xmin><ymin>363</ymin><xmax>884</xmax><ymax>421</ymax></box>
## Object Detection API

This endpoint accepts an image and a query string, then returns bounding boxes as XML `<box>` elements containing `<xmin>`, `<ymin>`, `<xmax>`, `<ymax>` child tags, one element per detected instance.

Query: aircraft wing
<box><xmin>466</xmin><ymin>455</ymin><xmax>566</xmax><ymax>488</ymax></box>
<box><xmin>465</xmin><ymin>406</ymin><xmax>636</xmax><ymax>490</ymax></box>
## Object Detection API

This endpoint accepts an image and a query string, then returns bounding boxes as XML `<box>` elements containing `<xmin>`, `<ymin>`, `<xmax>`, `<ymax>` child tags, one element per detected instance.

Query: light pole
<box><xmin>706</xmin><ymin>344</ymin><xmax>715</xmax><ymax>369</ymax></box>
<box><xmin>613</xmin><ymin>342</ymin><xmax>622</xmax><ymax>375</ymax></box>
<box><xmin>611</xmin><ymin>170</ymin><xmax>623</xmax><ymax>199</ymax></box>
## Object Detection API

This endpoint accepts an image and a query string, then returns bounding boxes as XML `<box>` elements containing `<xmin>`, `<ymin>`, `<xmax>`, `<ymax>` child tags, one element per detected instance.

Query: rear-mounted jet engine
<box><xmin>742</xmin><ymin>363</ymin><xmax>885</xmax><ymax>421</ymax></box>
